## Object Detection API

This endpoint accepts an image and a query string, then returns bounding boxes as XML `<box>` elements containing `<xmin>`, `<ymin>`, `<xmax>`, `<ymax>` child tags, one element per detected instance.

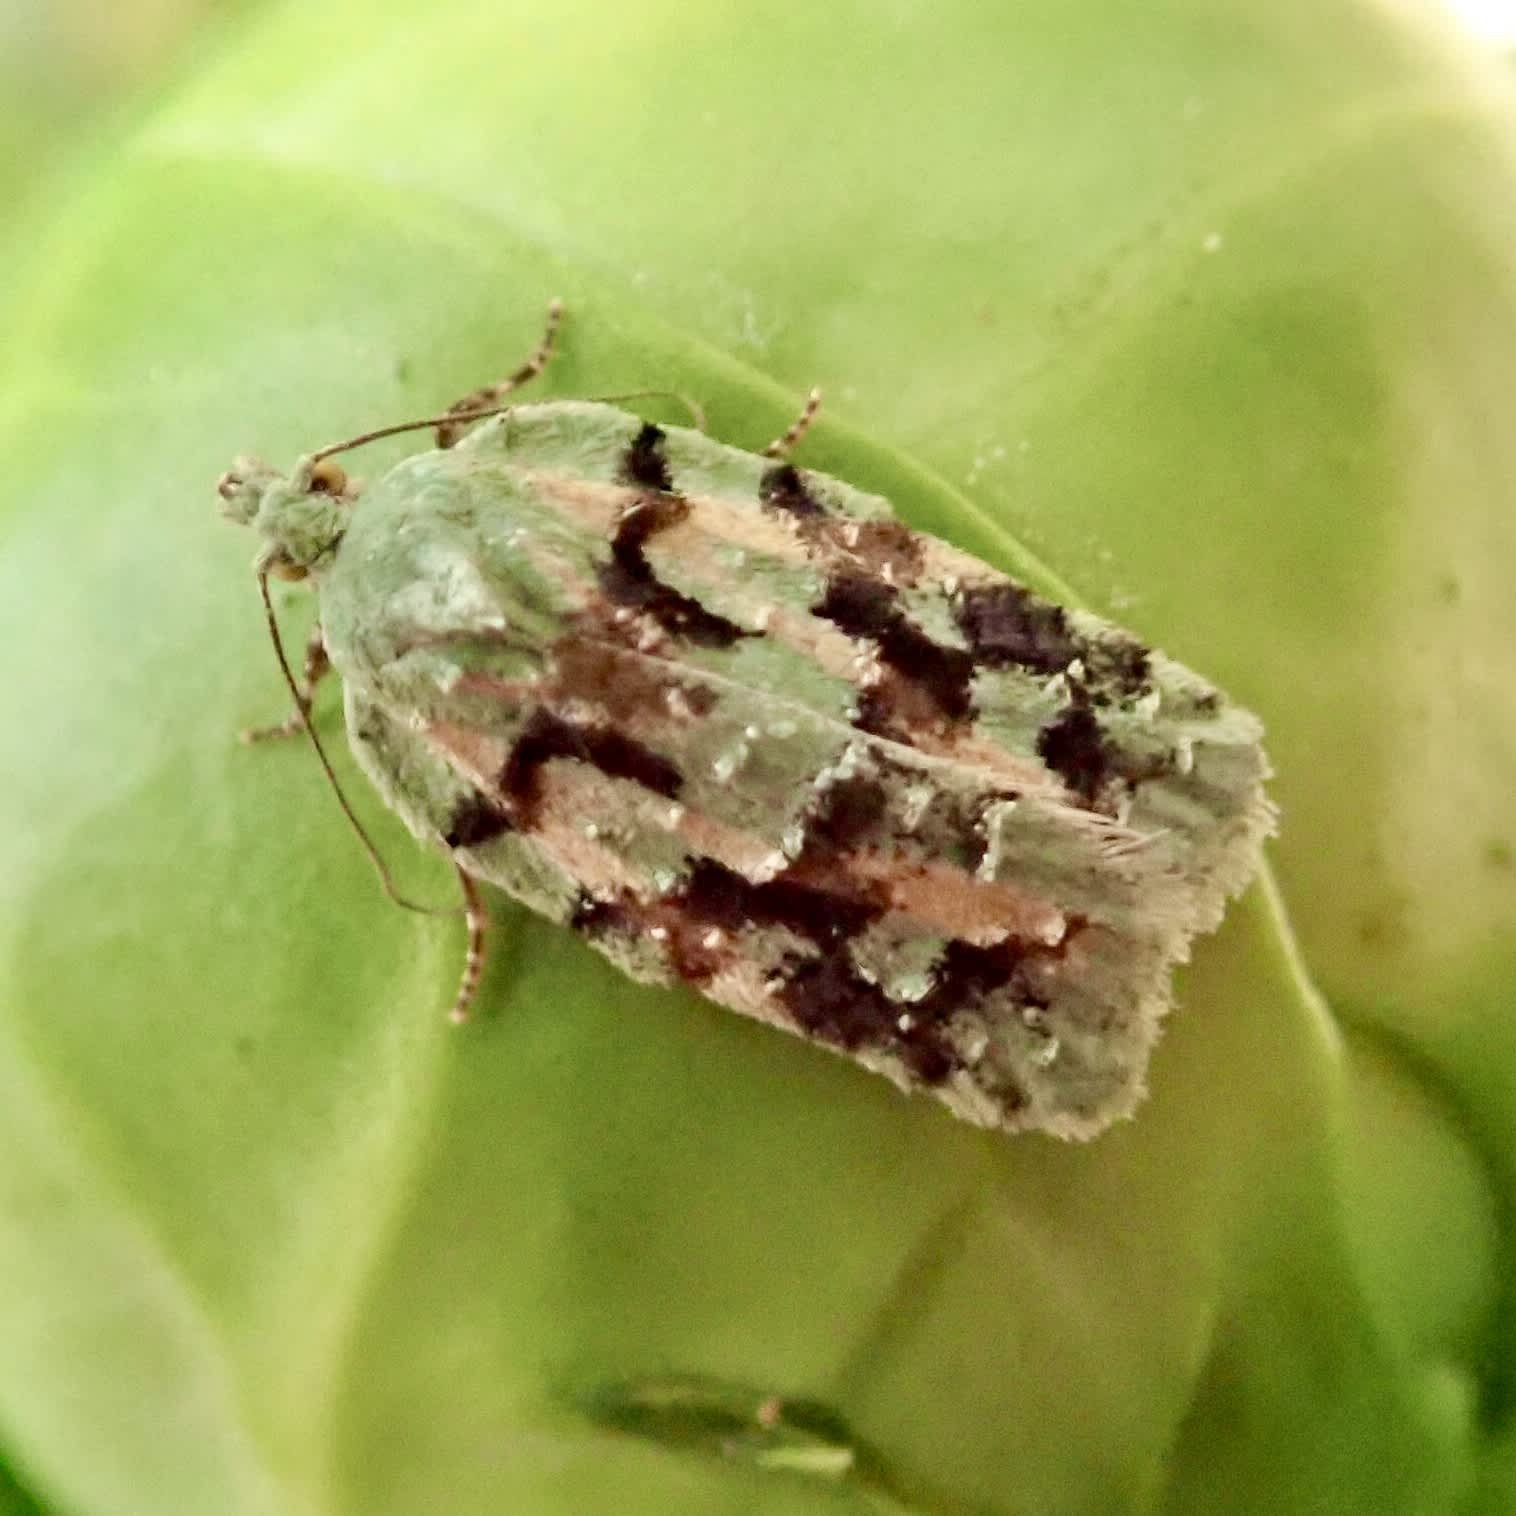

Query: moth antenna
<box><xmin>312</xmin><ymin>392</ymin><xmax>712</xmax><ymax>464</ymax></box>
<box><xmin>309</xmin><ymin>385</ymin><xmax>709</xmax><ymax>460</ymax></box>
<box><xmin>311</xmin><ymin>403</ymin><xmax>516</xmax><ymax>463</ymax></box>
<box><xmin>256</xmin><ymin>565</ymin><xmax>462</xmax><ymax>918</ymax></box>
<box><xmin>588</xmin><ymin>390</ymin><xmax>708</xmax><ymax>433</ymax></box>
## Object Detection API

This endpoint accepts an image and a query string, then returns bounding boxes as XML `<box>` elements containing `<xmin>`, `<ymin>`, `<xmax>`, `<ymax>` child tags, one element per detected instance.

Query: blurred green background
<box><xmin>1</xmin><ymin>2</ymin><xmax>1515</xmax><ymax>1514</ymax></box>
<box><xmin>0</xmin><ymin>3</ymin><xmax>234</xmax><ymax>218</ymax></box>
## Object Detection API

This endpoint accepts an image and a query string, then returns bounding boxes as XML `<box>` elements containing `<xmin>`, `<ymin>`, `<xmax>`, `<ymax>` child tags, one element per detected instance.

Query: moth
<box><xmin>218</xmin><ymin>301</ymin><xmax>1273</xmax><ymax>1138</ymax></box>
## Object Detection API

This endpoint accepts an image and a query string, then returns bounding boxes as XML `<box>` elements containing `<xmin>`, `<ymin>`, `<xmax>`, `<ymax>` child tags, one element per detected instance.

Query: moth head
<box><xmin>216</xmin><ymin>453</ymin><xmax>352</xmax><ymax>574</ymax></box>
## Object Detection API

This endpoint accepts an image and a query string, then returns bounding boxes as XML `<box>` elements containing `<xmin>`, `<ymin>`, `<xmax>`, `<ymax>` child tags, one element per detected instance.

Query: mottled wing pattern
<box><xmin>323</xmin><ymin>402</ymin><xmax>1273</xmax><ymax>1137</ymax></box>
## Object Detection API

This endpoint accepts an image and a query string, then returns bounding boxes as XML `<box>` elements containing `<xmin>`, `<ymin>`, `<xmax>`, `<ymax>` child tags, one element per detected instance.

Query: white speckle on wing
<box><xmin>757</xmin><ymin>850</ymin><xmax>789</xmax><ymax>880</ymax></box>
<box><xmin>900</xmin><ymin>783</ymin><xmax>935</xmax><ymax>833</ymax></box>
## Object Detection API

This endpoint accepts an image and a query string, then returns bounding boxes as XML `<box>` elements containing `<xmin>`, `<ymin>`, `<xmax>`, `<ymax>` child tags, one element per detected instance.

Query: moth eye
<box><xmin>215</xmin><ymin>469</ymin><xmax>241</xmax><ymax>500</ymax></box>
<box><xmin>269</xmin><ymin>558</ymin><xmax>310</xmax><ymax>583</ymax></box>
<box><xmin>308</xmin><ymin>458</ymin><xmax>348</xmax><ymax>494</ymax></box>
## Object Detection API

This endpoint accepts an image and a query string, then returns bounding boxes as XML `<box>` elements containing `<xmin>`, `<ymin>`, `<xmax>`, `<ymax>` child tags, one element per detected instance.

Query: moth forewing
<box><xmin>225</xmin><ymin>330</ymin><xmax>1273</xmax><ymax>1139</ymax></box>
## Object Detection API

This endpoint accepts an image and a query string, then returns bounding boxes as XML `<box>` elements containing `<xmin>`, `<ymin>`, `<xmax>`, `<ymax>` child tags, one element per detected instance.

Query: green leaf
<box><xmin>0</xmin><ymin>1455</ymin><xmax>57</xmax><ymax>1516</ymax></box>
<box><xmin>1</xmin><ymin>2</ymin><xmax>1513</xmax><ymax>1513</ymax></box>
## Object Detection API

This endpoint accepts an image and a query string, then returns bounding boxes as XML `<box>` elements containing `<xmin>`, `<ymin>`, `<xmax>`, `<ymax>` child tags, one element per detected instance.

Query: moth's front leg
<box><xmin>241</xmin><ymin>620</ymin><xmax>330</xmax><ymax>743</ymax></box>
<box><xmin>435</xmin><ymin>297</ymin><xmax>563</xmax><ymax>449</ymax></box>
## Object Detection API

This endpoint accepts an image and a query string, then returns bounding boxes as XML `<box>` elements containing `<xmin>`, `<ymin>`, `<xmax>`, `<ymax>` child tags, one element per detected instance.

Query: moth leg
<box><xmin>436</xmin><ymin>297</ymin><xmax>564</xmax><ymax>448</ymax></box>
<box><xmin>449</xmin><ymin>863</ymin><xmax>489</xmax><ymax>1023</ymax></box>
<box><xmin>763</xmin><ymin>387</ymin><xmax>823</xmax><ymax>458</ymax></box>
<box><xmin>241</xmin><ymin>621</ymin><xmax>330</xmax><ymax>744</ymax></box>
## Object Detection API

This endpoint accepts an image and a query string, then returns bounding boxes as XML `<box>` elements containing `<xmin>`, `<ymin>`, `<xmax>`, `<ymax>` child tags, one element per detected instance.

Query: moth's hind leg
<box><xmin>763</xmin><ymin>388</ymin><xmax>823</xmax><ymax>458</ymax></box>
<box><xmin>436</xmin><ymin>297</ymin><xmax>564</xmax><ymax>448</ymax></box>
<box><xmin>241</xmin><ymin>620</ymin><xmax>330</xmax><ymax>744</ymax></box>
<box><xmin>450</xmin><ymin>864</ymin><xmax>490</xmax><ymax>1023</ymax></box>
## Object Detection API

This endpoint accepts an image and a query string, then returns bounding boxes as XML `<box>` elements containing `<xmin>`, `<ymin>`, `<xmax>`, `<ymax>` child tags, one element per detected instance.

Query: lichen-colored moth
<box><xmin>217</xmin><ymin>302</ymin><xmax>1272</xmax><ymax>1139</ymax></box>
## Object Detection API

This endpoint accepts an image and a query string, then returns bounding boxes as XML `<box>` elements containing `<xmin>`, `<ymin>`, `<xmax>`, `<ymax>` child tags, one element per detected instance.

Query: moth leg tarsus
<box><xmin>435</xmin><ymin>296</ymin><xmax>564</xmax><ymax>449</ymax></box>
<box><xmin>240</xmin><ymin>621</ymin><xmax>330</xmax><ymax>744</ymax></box>
<box><xmin>448</xmin><ymin>863</ymin><xmax>490</xmax><ymax>1023</ymax></box>
<box><xmin>763</xmin><ymin>387</ymin><xmax>823</xmax><ymax>458</ymax></box>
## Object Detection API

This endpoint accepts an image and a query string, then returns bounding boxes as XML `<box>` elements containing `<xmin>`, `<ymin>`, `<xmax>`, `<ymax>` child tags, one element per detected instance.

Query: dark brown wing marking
<box><xmin>789</xmin><ymin>773</ymin><xmax>890</xmax><ymax>859</ymax></box>
<box><xmin>501</xmin><ymin>707</ymin><xmax>684</xmax><ymax>828</ymax></box>
<box><xmin>814</xmin><ymin>572</ymin><xmax>976</xmax><ymax>728</ymax></box>
<box><xmin>954</xmin><ymin>582</ymin><xmax>1081</xmax><ymax>676</ymax></box>
<box><xmin>759</xmin><ymin>462</ymin><xmax>827</xmax><ymax>520</ymax></box>
<box><xmin>1084</xmin><ymin>635</ymin><xmax>1153</xmax><ymax>702</ymax></box>
<box><xmin>679</xmin><ymin>857</ymin><xmax>882</xmax><ymax>950</ymax></box>
<box><xmin>1035</xmin><ymin>703</ymin><xmax>1114</xmax><ymax>808</ymax></box>
<box><xmin>1036</xmin><ymin>694</ymin><xmax>1174</xmax><ymax>812</ymax></box>
<box><xmin>776</xmin><ymin>954</ymin><xmax>943</xmax><ymax>1074</ymax></box>
<box><xmin>444</xmin><ymin>793</ymin><xmax>515</xmax><ymax>849</ymax></box>
<box><xmin>601</xmin><ymin>423</ymin><xmax>752</xmax><ymax>648</ymax></box>
<box><xmin>954</xmin><ymin>582</ymin><xmax>1154</xmax><ymax>703</ymax></box>
<box><xmin>760</xmin><ymin>464</ymin><xmax>925</xmax><ymax>586</ymax></box>
<box><xmin>779</xmin><ymin>922</ymin><xmax>1085</xmax><ymax>1092</ymax></box>
<box><xmin>622</xmin><ymin>420</ymin><xmax>674</xmax><ymax>490</ymax></box>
